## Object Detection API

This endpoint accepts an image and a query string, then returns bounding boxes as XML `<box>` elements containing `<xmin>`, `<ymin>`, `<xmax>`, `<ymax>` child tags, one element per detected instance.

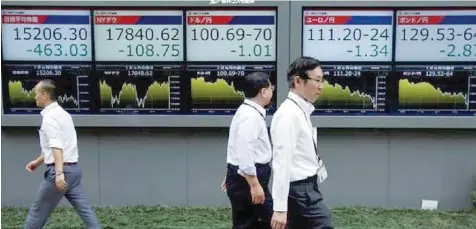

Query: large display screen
<box><xmin>94</xmin><ymin>10</ymin><xmax>183</xmax><ymax>62</ymax></box>
<box><xmin>187</xmin><ymin>64</ymin><xmax>276</xmax><ymax>114</ymax></box>
<box><xmin>1</xmin><ymin>64</ymin><xmax>92</xmax><ymax>114</ymax></box>
<box><xmin>303</xmin><ymin>9</ymin><xmax>393</xmax><ymax>62</ymax></box>
<box><xmin>395</xmin><ymin>65</ymin><xmax>476</xmax><ymax>115</ymax></box>
<box><xmin>96</xmin><ymin>64</ymin><xmax>182</xmax><ymax>114</ymax></box>
<box><xmin>314</xmin><ymin>64</ymin><xmax>390</xmax><ymax>115</ymax></box>
<box><xmin>1</xmin><ymin>9</ymin><xmax>92</xmax><ymax>61</ymax></box>
<box><xmin>186</xmin><ymin>10</ymin><xmax>276</xmax><ymax>62</ymax></box>
<box><xmin>396</xmin><ymin>10</ymin><xmax>476</xmax><ymax>62</ymax></box>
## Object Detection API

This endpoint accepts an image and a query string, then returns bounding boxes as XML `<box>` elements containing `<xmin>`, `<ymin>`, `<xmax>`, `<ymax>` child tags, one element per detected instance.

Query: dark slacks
<box><xmin>24</xmin><ymin>163</ymin><xmax>101</xmax><ymax>229</ymax></box>
<box><xmin>287</xmin><ymin>175</ymin><xmax>333</xmax><ymax>229</ymax></box>
<box><xmin>226</xmin><ymin>163</ymin><xmax>273</xmax><ymax>229</ymax></box>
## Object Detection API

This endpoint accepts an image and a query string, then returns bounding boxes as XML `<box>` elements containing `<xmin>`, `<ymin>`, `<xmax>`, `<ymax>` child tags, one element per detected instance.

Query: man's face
<box><xmin>34</xmin><ymin>83</ymin><xmax>47</xmax><ymax>108</ymax></box>
<box><xmin>260</xmin><ymin>81</ymin><xmax>275</xmax><ymax>106</ymax></box>
<box><xmin>302</xmin><ymin>67</ymin><xmax>324</xmax><ymax>103</ymax></box>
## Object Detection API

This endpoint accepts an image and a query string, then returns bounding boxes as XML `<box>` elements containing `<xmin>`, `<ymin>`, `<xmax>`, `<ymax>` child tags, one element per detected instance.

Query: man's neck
<box><xmin>290</xmin><ymin>89</ymin><xmax>309</xmax><ymax>102</ymax></box>
<box><xmin>248</xmin><ymin>97</ymin><xmax>266</xmax><ymax>108</ymax></box>
<box><xmin>42</xmin><ymin>101</ymin><xmax>54</xmax><ymax>109</ymax></box>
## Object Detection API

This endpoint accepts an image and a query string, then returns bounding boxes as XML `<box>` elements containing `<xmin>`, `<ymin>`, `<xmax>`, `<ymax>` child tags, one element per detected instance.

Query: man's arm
<box><xmin>35</xmin><ymin>155</ymin><xmax>44</xmax><ymax>164</ymax></box>
<box><xmin>42</xmin><ymin>117</ymin><xmax>64</xmax><ymax>174</ymax></box>
<box><xmin>235</xmin><ymin>117</ymin><xmax>261</xmax><ymax>188</ymax></box>
<box><xmin>271</xmin><ymin>113</ymin><xmax>298</xmax><ymax>212</ymax></box>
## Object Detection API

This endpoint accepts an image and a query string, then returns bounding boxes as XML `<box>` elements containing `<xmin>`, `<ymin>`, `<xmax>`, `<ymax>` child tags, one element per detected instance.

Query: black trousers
<box><xmin>226</xmin><ymin>163</ymin><xmax>273</xmax><ymax>229</ymax></box>
<box><xmin>287</xmin><ymin>175</ymin><xmax>334</xmax><ymax>229</ymax></box>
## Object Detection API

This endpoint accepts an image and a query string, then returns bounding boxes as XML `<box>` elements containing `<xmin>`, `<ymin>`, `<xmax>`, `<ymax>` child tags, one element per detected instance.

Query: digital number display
<box><xmin>186</xmin><ymin>10</ymin><xmax>276</xmax><ymax>62</ymax></box>
<box><xmin>1</xmin><ymin>9</ymin><xmax>92</xmax><ymax>61</ymax></box>
<box><xmin>1</xmin><ymin>64</ymin><xmax>91</xmax><ymax>114</ymax></box>
<box><xmin>396</xmin><ymin>10</ymin><xmax>476</xmax><ymax>62</ymax></box>
<box><xmin>395</xmin><ymin>65</ymin><xmax>476</xmax><ymax>115</ymax></box>
<box><xmin>94</xmin><ymin>10</ymin><xmax>183</xmax><ymax>61</ymax></box>
<box><xmin>188</xmin><ymin>64</ymin><xmax>276</xmax><ymax>114</ymax></box>
<box><xmin>314</xmin><ymin>65</ymin><xmax>390</xmax><ymax>115</ymax></box>
<box><xmin>303</xmin><ymin>10</ymin><xmax>393</xmax><ymax>62</ymax></box>
<box><xmin>96</xmin><ymin>64</ymin><xmax>182</xmax><ymax>114</ymax></box>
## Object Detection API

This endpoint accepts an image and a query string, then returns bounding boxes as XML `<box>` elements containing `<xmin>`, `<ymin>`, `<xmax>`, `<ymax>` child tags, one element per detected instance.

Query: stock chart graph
<box><xmin>188</xmin><ymin>64</ymin><xmax>276</xmax><ymax>114</ymax></box>
<box><xmin>96</xmin><ymin>64</ymin><xmax>181</xmax><ymax>114</ymax></box>
<box><xmin>396</xmin><ymin>65</ymin><xmax>476</xmax><ymax>115</ymax></box>
<box><xmin>2</xmin><ymin>64</ymin><xmax>91</xmax><ymax>114</ymax></box>
<box><xmin>314</xmin><ymin>65</ymin><xmax>389</xmax><ymax>114</ymax></box>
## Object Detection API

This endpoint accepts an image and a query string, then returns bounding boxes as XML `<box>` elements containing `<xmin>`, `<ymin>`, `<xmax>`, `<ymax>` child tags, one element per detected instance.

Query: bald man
<box><xmin>23</xmin><ymin>79</ymin><xmax>102</xmax><ymax>229</ymax></box>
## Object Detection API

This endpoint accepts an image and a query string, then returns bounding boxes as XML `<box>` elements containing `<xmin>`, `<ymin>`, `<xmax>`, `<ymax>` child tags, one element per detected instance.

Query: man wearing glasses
<box><xmin>270</xmin><ymin>57</ymin><xmax>334</xmax><ymax>229</ymax></box>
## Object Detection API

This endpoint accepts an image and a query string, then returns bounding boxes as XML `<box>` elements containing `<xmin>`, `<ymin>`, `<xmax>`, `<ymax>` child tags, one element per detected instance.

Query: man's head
<box><xmin>34</xmin><ymin>79</ymin><xmax>57</xmax><ymax>108</ymax></box>
<box><xmin>287</xmin><ymin>56</ymin><xmax>324</xmax><ymax>103</ymax></box>
<box><xmin>242</xmin><ymin>72</ymin><xmax>274</xmax><ymax>107</ymax></box>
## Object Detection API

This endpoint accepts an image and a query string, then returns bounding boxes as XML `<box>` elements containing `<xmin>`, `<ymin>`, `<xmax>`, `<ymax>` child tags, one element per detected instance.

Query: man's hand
<box><xmin>271</xmin><ymin>211</ymin><xmax>287</xmax><ymax>229</ymax></box>
<box><xmin>220</xmin><ymin>177</ymin><xmax>227</xmax><ymax>192</ymax></box>
<box><xmin>250</xmin><ymin>184</ymin><xmax>265</xmax><ymax>205</ymax></box>
<box><xmin>25</xmin><ymin>159</ymin><xmax>41</xmax><ymax>172</ymax></box>
<box><xmin>55</xmin><ymin>173</ymin><xmax>68</xmax><ymax>192</ymax></box>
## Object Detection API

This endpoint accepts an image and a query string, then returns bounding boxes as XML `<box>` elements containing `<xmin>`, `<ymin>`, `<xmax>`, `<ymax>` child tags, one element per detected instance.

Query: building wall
<box><xmin>1</xmin><ymin>1</ymin><xmax>476</xmax><ymax>211</ymax></box>
<box><xmin>2</xmin><ymin>128</ymin><xmax>476</xmax><ymax>210</ymax></box>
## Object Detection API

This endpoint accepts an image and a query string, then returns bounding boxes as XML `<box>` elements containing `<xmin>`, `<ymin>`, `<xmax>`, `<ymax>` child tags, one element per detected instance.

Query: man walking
<box><xmin>224</xmin><ymin>72</ymin><xmax>275</xmax><ymax>229</ymax></box>
<box><xmin>24</xmin><ymin>79</ymin><xmax>102</xmax><ymax>229</ymax></box>
<box><xmin>270</xmin><ymin>57</ymin><xmax>334</xmax><ymax>229</ymax></box>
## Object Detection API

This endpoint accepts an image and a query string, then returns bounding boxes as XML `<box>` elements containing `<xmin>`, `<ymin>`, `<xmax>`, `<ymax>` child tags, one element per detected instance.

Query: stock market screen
<box><xmin>302</xmin><ymin>9</ymin><xmax>394</xmax><ymax>62</ymax></box>
<box><xmin>96</xmin><ymin>64</ymin><xmax>182</xmax><ymax>114</ymax></box>
<box><xmin>314</xmin><ymin>64</ymin><xmax>390</xmax><ymax>115</ymax></box>
<box><xmin>1</xmin><ymin>9</ymin><xmax>92</xmax><ymax>61</ymax></box>
<box><xmin>187</xmin><ymin>64</ymin><xmax>276</xmax><ymax>114</ymax></box>
<box><xmin>395</xmin><ymin>65</ymin><xmax>476</xmax><ymax>115</ymax></box>
<box><xmin>2</xmin><ymin>63</ymin><xmax>91</xmax><ymax>114</ymax></box>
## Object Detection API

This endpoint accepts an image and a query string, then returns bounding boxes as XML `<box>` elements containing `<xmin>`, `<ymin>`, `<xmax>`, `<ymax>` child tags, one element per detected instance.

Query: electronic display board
<box><xmin>314</xmin><ymin>64</ymin><xmax>390</xmax><ymax>115</ymax></box>
<box><xmin>1</xmin><ymin>63</ymin><xmax>92</xmax><ymax>114</ymax></box>
<box><xmin>303</xmin><ymin>10</ymin><xmax>393</xmax><ymax>62</ymax></box>
<box><xmin>186</xmin><ymin>10</ymin><xmax>276</xmax><ymax>62</ymax></box>
<box><xmin>395</xmin><ymin>65</ymin><xmax>476</xmax><ymax>115</ymax></box>
<box><xmin>1</xmin><ymin>9</ymin><xmax>92</xmax><ymax>61</ymax></box>
<box><xmin>96</xmin><ymin>64</ymin><xmax>182</xmax><ymax>114</ymax></box>
<box><xmin>396</xmin><ymin>10</ymin><xmax>476</xmax><ymax>62</ymax></box>
<box><xmin>187</xmin><ymin>64</ymin><xmax>276</xmax><ymax>114</ymax></box>
<box><xmin>94</xmin><ymin>10</ymin><xmax>183</xmax><ymax>62</ymax></box>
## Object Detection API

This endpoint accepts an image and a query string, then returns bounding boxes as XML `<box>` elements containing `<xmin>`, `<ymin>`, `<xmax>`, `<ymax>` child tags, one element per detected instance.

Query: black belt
<box><xmin>227</xmin><ymin>163</ymin><xmax>270</xmax><ymax>169</ymax></box>
<box><xmin>46</xmin><ymin>162</ymin><xmax>77</xmax><ymax>167</ymax></box>
<box><xmin>290</xmin><ymin>175</ymin><xmax>317</xmax><ymax>186</ymax></box>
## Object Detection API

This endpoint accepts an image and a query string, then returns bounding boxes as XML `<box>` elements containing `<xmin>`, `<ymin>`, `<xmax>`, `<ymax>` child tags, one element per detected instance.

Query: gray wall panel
<box><xmin>97</xmin><ymin>131</ymin><xmax>188</xmax><ymax>206</ymax></box>
<box><xmin>186</xmin><ymin>130</ymin><xmax>230</xmax><ymax>206</ymax></box>
<box><xmin>317</xmin><ymin>130</ymin><xmax>390</xmax><ymax>207</ymax></box>
<box><xmin>387</xmin><ymin>131</ymin><xmax>476</xmax><ymax>210</ymax></box>
<box><xmin>1</xmin><ymin>129</ymin><xmax>43</xmax><ymax>207</ymax></box>
<box><xmin>3</xmin><ymin>128</ymin><xmax>475</xmax><ymax>210</ymax></box>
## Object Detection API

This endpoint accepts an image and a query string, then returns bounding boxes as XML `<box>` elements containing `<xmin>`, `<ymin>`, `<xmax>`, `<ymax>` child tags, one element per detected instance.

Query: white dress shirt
<box><xmin>270</xmin><ymin>91</ymin><xmax>321</xmax><ymax>212</ymax></box>
<box><xmin>39</xmin><ymin>102</ymin><xmax>79</xmax><ymax>164</ymax></box>
<box><xmin>226</xmin><ymin>99</ymin><xmax>272</xmax><ymax>176</ymax></box>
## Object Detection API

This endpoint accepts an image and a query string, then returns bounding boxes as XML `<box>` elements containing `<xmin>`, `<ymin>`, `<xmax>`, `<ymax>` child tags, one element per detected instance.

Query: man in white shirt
<box><xmin>270</xmin><ymin>57</ymin><xmax>334</xmax><ymax>229</ymax></box>
<box><xmin>223</xmin><ymin>72</ymin><xmax>275</xmax><ymax>229</ymax></box>
<box><xmin>23</xmin><ymin>79</ymin><xmax>102</xmax><ymax>229</ymax></box>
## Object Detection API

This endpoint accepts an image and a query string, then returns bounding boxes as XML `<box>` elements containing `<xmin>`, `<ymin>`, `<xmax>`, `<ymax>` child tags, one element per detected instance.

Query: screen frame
<box><xmin>2</xmin><ymin>1</ymin><xmax>475</xmax><ymax>128</ymax></box>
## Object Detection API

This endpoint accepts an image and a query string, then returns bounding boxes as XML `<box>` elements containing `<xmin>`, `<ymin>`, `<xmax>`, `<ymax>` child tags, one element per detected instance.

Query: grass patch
<box><xmin>2</xmin><ymin>206</ymin><xmax>475</xmax><ymax>229</ymax></box>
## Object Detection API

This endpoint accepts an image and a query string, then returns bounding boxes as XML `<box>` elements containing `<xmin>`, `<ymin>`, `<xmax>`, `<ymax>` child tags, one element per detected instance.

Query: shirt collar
<box><xmin>287</xmin><ymin>91</ymin><xmax>315</xmax><ymax>116</ymax></box>
<box><xmin>40</xmin><ymin>102</ymin><xmax>59</xmax><ymax>116</ymax></box>
<box><xmin>243</xmin><ymin>99</ymin><xmax>266</xmax><ymax>117</ymax></box>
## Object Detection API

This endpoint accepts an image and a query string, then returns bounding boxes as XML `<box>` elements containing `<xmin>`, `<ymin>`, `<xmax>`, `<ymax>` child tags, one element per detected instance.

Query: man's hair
<box><xmin>242</xmin><ymin>72</ymin><xmax>271</xmax><ymax>99</ymax></box>
<box><xmin>36</xmin><ymin>79</ymin><xmax>57</xmax><ymax>101</ymax></box>
<box><xmin>287</xmin><ymin>56</ymin><xmax>321</xmax><ymax>88</ymax></box>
